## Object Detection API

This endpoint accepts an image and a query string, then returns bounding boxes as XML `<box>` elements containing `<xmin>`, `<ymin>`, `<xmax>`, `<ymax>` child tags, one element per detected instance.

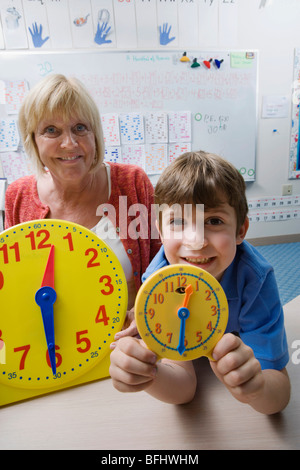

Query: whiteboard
<box><xmin>0</xmin><ymin>49</ymin><xmax>258</xmax><ymax>181</ymax></box>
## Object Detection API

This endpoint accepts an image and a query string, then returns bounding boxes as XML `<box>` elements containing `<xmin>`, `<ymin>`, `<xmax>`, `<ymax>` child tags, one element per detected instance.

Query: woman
<box><xmin>5</xmin><ymin>74</ymin><xmax>161</xmax><ymax>310</ymax></box>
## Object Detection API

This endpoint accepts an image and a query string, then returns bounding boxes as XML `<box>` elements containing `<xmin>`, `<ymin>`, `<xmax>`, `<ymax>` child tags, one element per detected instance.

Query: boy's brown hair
<box><xmin>155</xmin><ymin>151</ymin><xmax>248</xmax><ymax>233</ymax></box>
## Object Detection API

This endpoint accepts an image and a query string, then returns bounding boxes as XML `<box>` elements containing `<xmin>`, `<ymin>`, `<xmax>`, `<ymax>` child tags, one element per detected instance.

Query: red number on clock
<box><xmin>0</xmin><ymin>271</ymin><xmax>3</xmax><ymax>289</ymax></box>
<box><xmin>95</xmin><ymin>304</ymin><xmax>110</xmax><ymax>326</ymax></box>
<box><xmin>46</xmin><ymin>345</ymin><xmax>62</xmax><ymax>369</ymax></box>
<box><xmin>63</xmin><ymin>232</ymin><xmax>74</xmax><ymax>251</ymax></box>
<box><xmin>14</xmin><ymin>344</ymin><xmax>30</xmax><ymax>370</ymax></box>
<box><xmin>85</xmin><ymin>248</ymin><xmax>100</xmax><ymax>268</ymax></box>
<box><xmin>76</xmin><ymin>330</ymin><xmax>91</xmax><ymax>353</ymax></box>
<box><xmin>99</xmin><ymin>275</ymin><xmax>114</xmax><ymax>295</ymax></box>
<box><xmin>0</xmin><ymin>242</ymin><xmax>20</xmax><ymax>264</ymax></box>
<box><xmin>25</xmin><ymin>230</ymin><xmax>51</xmax><ymax>250</ymax></box>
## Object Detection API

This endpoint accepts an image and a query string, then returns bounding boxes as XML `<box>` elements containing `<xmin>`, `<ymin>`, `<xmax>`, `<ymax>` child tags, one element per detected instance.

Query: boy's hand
<box><xmin>109</xmin><ymin>337</ymin><xmax>157</xmax><ymax>393</ymax></box>
<box><xmin>209</xmin><ymin>333</ymin><xmax>264</xmax><ymax>404</ymax></box>
<box><xmin>111</xmin><ymin>308</ymin><xmax>138</xmax><ymax>345</ymax></box>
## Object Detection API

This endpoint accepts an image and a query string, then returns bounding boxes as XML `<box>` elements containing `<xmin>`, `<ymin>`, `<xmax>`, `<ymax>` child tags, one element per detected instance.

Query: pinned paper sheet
<box><xmin>69</xmin><ymin>0</ymin><xmax>94</xmax><ymax>48</ymax></box>
<box><xmin>5</xmin><ymin>80</ymin><xmax>28</xmax><ymax>114</ymax></box>
<box><xmin>168</xmin><ymin>111</ymin><xmax>191</xmax><ymax>143</ymax></box>
<box><xmin>23</xmin><ymin>0</ymin><xmax>51</xmax><ymax>49</ymax></box>
<box><xmin>113</xmin><ymin>0</ymin><xmax>137</xmax><ymax>49</ymax></box>
<box><xmin>145</xmin><ymin>144</ymin><xmax>168</xmax><ymax>174</ymax></box>
<box><xmin>91</xmin><ymin>0</ymin><xmax>116</xmax><ymax>48</ymax></box>
<box><xmin>0</xmin><ymin>151</ymin><xmax>32</xmax><ymax>184</ymax></box>
<box><xmin>104</xmin><ymin>146</ymin><xmax>122</xmax><ymax>163</ymax></box>
<box><xmin>0</xmin><ymin>178</ymin><xmax>7</xmax><ymax>210</ymax></box>
<box><xmin>178</xmin><ymin>0</ymin><xmax>198</xmax><ymax>48</ymax></box>
<box><xmin>230</xmin><ymin>52</ymin><xmax>255</xmax><ymax>68</ymax></box>
<box><xmin>0</xmin><ymin>15</ymin><xmax>4</xmax><ymax>49</ymax></box>
<box><xmin>145</xmin><ymin>112</ymin><xmax>168</xmax><ymax>143</ymax></box>
<box><xmin>0</xmin><ymin>0</ymin><xmax>28</xmax><ymax>49</ymax></box>
<box><xmin>45</xmin><ymin>0</ymin><xmax>72</xmax><ymax>49</ymax></box>
<box><xmin>157</xmin><ymin>0</ymin><xmax>178</xmax><ymax>48</ymax></box>
<box><xmin>122</xmin><ymin>145</ymin><xmax>145</xmax><ymax>168</ymax></box>
<box><xmin>262</xmin><ymin>95</ymin><xmax>289</xmax><ymax>119</ymax></box>
<box><xmin>219</xmin><ymin>0</ymin><xmax>238</xmax><ymax>47</ymax></box>
<box><xmin>169</xmin><ymin>142</ymin><xmax>191</xmax><ymax>164</ymax></box>
<box><xmin>198</xmin><ymin>0</ymin><xmax>218</xmax><ymax>47</ymax></box>
<box><xmin>135</xmin><ymin>0</ymin><xmax>158</xmax><ymax>48</ymax></box>
<box><xmin>0</xmin><ymin>81</ymin><xmax>5</xmax><ymax>105</ymax></box>
<box><xmin>101</xmin><ymin>113</ymin><xmax>120</xmax><ymax>146</ymax></box>
<box><xmin>0</xmin><ymin>119</ymin><xmax>20</xmax><ymax>152</ymax></box>
<box><xmin>120</xmin><ymin>113</ymin><xmax>144</xmax><ymax>145</ymax></box>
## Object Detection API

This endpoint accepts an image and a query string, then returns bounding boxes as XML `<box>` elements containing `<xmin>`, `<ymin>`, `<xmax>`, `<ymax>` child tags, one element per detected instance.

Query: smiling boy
<box><xmin>110</xmin><ymin>151</ymin><xmax>290</xmax><ymax>414</ymax></box>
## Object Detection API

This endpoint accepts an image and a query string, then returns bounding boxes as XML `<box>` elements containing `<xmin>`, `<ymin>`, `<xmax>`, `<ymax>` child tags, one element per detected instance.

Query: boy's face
<box><xmin>159</xmin><ymin>202</ymin><xmax>248</xmax><ymax>282</ymax></box>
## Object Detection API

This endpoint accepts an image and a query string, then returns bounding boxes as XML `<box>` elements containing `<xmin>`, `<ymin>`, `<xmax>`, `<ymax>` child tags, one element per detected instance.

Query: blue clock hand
<box><xmin>35</xmin><ymin>286</ymin><xmax>57</xmax><ymax>375</ymax></box>
<box><xmin>35</xmin><ymin>245</ymin><xmax>57</xmax><ymax>375</ymax></box>
<box><xmin>177</xmin><ymin>307</ymin><xmax>190</xmax><ymax>354</ymax></box>
<box><xmin>177</xmin><ymin>285</ymin><xmax>193</xmax><ymax>355</ymax></box>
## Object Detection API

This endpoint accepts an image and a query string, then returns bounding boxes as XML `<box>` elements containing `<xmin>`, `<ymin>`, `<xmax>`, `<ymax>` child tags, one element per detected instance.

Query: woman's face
<box><xmin>34</xmin><ymin>114</ymin><xmax>96</xmax><ymax>183</ymax></box>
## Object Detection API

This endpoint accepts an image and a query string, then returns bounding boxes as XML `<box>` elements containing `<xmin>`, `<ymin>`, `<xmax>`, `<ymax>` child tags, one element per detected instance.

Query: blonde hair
<box><xmin>18</xmin><ymin>74</ymin><xmax>105</xmax><ymax>173</ymax></box>
<box><xmin>155</xmin><ymin>151</ymin><xmax>248</xmax><ymax>233</ymax></box>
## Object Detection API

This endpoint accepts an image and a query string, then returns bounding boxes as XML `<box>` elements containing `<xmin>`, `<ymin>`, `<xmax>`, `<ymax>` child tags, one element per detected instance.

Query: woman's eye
<box><xmin>74</xmin><ymin>124</ymin><xmax>88</xmax><ymax>133</ymax></box>
<box><xmin>45</xmin><ymin>126</ymin><xmax>57</xmax><ymax>135</ymax></box>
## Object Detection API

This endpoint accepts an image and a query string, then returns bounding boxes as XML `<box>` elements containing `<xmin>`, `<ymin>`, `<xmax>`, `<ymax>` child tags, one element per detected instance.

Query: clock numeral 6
<box><xmin>46</xmin><ymin>345</ymin><xmax>62</xmax><ymax>369</ymax></box>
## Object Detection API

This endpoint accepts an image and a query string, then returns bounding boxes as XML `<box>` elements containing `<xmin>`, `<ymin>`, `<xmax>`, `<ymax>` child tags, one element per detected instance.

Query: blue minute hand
<box><xmin>35</xmin><ymin>245</ymin><xmax>57</xmax><ymax>375</ymax></box>
<box><xmin>177</xmin><ymin>284</ymin><xmax>193</xmax><ymax>355</ymax></box>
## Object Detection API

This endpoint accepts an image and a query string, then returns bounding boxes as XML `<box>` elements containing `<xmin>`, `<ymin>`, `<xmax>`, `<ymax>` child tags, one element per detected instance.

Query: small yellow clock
<box><xmin>0</xmin><ymin>219</ymin><xmax>127</xmax><ymax>406</ymax></box>
<box><xmin>135</xmin><ymin>264</ymin><xmax>228</xmax><ymax>361</ymax></box>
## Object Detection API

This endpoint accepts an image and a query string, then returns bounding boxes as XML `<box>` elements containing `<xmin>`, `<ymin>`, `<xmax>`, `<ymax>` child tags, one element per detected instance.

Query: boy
<box><xmin>110</xmin><ymin>151</ymin><xmax>290</xmax><ymax>414</ymax></box>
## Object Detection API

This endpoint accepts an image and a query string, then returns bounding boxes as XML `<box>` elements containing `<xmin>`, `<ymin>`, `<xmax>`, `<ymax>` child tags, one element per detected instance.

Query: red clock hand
<box><xmin>35</xmin><ymin>245</ymin><xmax>57</xmax><ymax>375</ymax></box>
<box><xmin>41</xmin><ymin>245</ymin><xmax>55</xmax><ymax>288</ymax></box>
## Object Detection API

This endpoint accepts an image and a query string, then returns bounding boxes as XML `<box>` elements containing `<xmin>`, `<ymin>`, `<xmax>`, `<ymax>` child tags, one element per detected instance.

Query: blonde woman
<box><xmin>5</xmin><ymin>74</ymin><xmax>161</xmax><ymax>310</ymax></box>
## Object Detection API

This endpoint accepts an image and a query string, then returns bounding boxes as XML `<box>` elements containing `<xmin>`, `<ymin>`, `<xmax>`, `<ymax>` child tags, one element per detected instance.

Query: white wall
<box><xmin>237</xmin><ymin>0</ymin><xmax>300</xmax><ymax>239</ymax></box>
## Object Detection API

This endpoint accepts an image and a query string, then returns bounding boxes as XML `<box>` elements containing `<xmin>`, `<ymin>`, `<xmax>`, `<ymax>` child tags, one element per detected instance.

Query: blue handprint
<box><xmin>159</xmin><ymin>23</ymin><xmax>175</xmax><ymax>46</ymax></box>
<box><xmin>94</xmin><ymin>22</ymin><xmax>112</xmax><ymax>45</ymax></box>
<box><xmin>28</xmin><ymin>22</ymin><xmax>49</xmax><ymax>48</ymax></box>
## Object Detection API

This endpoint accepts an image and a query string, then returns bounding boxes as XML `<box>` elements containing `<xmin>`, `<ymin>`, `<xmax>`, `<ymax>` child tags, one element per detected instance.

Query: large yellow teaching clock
<box><xmin>0</xmin><ymin>219</ymin><xmax>127</xmax><ymax>406</ymax></box>
<box><xmin>135</xmin><ymin>264</ymin><xmax>228</xmax><ymax>362</ymax></box>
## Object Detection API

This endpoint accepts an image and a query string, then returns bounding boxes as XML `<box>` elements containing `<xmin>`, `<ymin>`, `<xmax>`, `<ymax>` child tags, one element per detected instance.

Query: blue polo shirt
<box><xmin>142</xmin><ymin>241</ymin><xmax>289</xmax><ymax>371</ymax></box>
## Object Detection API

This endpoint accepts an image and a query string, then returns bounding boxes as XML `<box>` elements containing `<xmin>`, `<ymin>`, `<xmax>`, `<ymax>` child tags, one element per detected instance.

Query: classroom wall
<box><xmin>0</xmin><ymin>0</ymin><xmax>300</xmax><ymax>241</ymax></box>
<box><xmin>237</xmin><ymin>0</ymin><xmax>300</xmax><ymax>240</ymax></box>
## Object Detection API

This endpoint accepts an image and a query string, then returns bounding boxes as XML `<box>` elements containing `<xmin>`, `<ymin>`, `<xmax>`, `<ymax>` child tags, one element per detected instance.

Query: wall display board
<box><xmin>290</xmin><ymin>48</ymin><xmax>300</xmax><ymax>179</ymax></box>
<box><xmin>0</xmin><ymin>49</ymin><xmax>258</xmax><ymax>182</ymax></box>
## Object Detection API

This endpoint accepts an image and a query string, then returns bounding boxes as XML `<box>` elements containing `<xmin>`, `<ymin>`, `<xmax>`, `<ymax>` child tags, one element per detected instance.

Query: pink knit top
<box><xmin>5</xmin><ymin>163</ymin><xmax>161</xmax><ymax>290</ymax></box>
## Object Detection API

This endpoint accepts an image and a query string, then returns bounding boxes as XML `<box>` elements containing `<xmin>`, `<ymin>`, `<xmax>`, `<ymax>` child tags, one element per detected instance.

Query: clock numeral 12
<box><xmin>25</xmin><ymin>230</ymin><xmax>51</xmax><ymax>250</ymax></box>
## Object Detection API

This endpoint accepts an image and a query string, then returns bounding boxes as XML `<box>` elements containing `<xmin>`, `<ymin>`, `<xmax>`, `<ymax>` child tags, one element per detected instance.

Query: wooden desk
<box><xmin>0</xmin><ymin>296</ymin><xmax>299</xmax><ymax>450</ymax></box>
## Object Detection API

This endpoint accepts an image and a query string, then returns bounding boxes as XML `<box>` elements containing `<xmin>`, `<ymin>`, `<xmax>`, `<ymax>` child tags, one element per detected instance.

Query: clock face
<box><xmin>135</xmin><ymin>264</ymin><xmax>228</xmax><ymax>361</ymax></box>
<box><xmin>0</xmin><ymin>220</ymin><xmax>127</xmax><ymax>395</ymax></box>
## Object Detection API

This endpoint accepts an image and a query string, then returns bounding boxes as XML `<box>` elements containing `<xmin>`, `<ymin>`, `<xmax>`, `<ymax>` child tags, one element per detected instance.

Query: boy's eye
<box><xmin>207</xmin><ymin>217</ymin><xmax>223</xmax><ymax>226</ymax></box>
<box><xmin>170</xmin><ymin>218</ymin><xmax>185</xmax><ymax>227</ymax></box>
